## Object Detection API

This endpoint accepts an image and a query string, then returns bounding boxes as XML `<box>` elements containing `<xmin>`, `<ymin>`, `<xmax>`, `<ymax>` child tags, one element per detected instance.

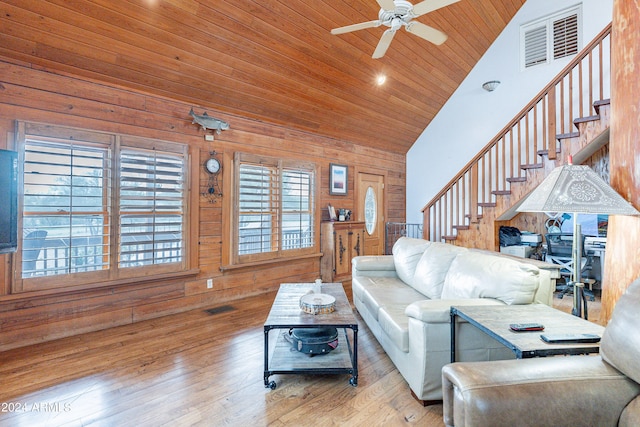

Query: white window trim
<box><xmin>520</xmin><ymin>5</ymin><xmax>582</xmax><ymax>71</ymax></box>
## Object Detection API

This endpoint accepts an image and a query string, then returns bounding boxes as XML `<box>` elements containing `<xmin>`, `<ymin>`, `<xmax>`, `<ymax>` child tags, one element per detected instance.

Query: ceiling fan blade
<box><xmin>331</xmin><ymin>20</ymin><xmax>381</xmax><ymax>35</ymax></box>
<box><xmin>376</xmin><ymin>0</ymin><xmax>396</xmax><ymax>10</ymax></box>
<box><xmin>372</xmin><ymin>29</ymin><xmax>396</xmax><ymax>59</ymax></box>
<box><xmin>405</xmin><ymin>22</ymin><xmax>448</xmax><ymax>45</ymax></box>
<box><xmin>412</xmin><ymin>0</ymin><xmax>460</xmax><ymax>17</ymax></box>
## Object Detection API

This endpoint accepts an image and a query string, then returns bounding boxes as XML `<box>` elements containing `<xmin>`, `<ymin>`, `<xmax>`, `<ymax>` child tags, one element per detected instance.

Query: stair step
<box><xmin>465</xmin><ymin>214</ymin><xmax>483</xmax><ymax>220</ymax></box>
<box><xmin>454</xmin><ymin>225</ymin><xmax>470</xmax><ymax>230</ymax></box>
<box><xmin>593</xmin><ymin>99</ymin><xmax>610</xmax><ymax>114</ymax></box>
<box><xmin>574</xmin><ymin>114</ymin><xmax>600</xmax><ymax>128</ymax></box>
<box><xmin>442</xmin><ymin>235</ymin><xmax>457</xmax><ymax>242</ymax></box>
<box><xmin>478</xmin><ymin>202</ymin><xmax>496</xmax><ymax>208</ymax></box>
<box><xmin>506</xmin><ymin>177</ymin><xmax>527</xmax><ymax>183</ymax></box>
<box><xmin>521</xmin><ymin>163</ymin><xmax>543</xmax><ymax>170</ymax></box>
<box><xmin>556</xmin><ymin>131</ymin><xmax>580</xmax><ymax>140</ymax></box>
<box><xmin>537</xmin><ymin>148</ymin><xmax>561</xmax><ymax>157</ymax></box>
<box><xmin>492</xmin><ymin>190</ymin><xmax>511</xmax><ymax>196</ymax></box>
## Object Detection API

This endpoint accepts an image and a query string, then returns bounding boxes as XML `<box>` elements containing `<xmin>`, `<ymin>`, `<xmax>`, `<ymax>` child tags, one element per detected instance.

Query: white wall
<box><xmin>406</xmin><ymin>0</ymin><xmax>613</xmax><ymax>224</ymax></box>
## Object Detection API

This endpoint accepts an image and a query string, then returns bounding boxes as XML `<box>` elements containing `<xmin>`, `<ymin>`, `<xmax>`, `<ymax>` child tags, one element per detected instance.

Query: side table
<box><xmin>450</xmin><ymin>304</ymin><xmax>605</xmax><ymax>362</ymax></box>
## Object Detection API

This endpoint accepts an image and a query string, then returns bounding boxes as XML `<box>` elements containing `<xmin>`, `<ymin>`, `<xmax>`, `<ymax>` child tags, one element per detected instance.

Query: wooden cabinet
<box><xmin>320</xmin><ymin>221</ymin><xmax>365</xmax><ymax>283</ymax></box>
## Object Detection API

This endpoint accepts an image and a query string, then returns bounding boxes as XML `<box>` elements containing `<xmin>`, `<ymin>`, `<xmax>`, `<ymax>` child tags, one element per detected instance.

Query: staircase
<box><xmin>422</xmin><ymin>24</ymin><xmax>612</xmax><ymax>249</ymax></box>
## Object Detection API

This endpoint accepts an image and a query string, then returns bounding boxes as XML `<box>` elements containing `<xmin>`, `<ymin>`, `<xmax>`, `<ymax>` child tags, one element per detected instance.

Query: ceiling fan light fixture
<box><xmin>376</xmin><ymin>74</ymin><xmax>387</xmax><ymax>85</ymax></box>
<box><xmin>482</xmin><ymin>80</ymin><xmax>501</xmax><ymax>92</ymax></box>
<box><xmin>330</xmin><ymin>0</ymin><xmax>459</xmax><ymax>59</ymax></box>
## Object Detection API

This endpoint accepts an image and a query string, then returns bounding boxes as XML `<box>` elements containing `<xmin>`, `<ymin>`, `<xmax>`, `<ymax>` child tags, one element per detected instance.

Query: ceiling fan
<box><xmin>331</xmin><ymin>0</ymin><xmax>460</xmax><ymax>59</ymax></box>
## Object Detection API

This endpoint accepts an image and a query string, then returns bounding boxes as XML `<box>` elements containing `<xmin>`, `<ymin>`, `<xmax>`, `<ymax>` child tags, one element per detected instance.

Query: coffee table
<box><xmin>450</xmin><ymin>303</ymin><xmax>605</xmax><ymax>362</ymax></box>
<box><xmin>263</xmin><ymin>283</ymin><xmax>358</xmax><ymax>389</ymax></box>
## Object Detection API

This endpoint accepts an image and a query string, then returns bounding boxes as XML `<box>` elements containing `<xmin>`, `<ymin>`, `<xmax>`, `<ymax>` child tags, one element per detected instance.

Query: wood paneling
<box><xmin>0</xmin><ymin>59</ymin><xmax>405</xmax><ymax>351</ymax></box>
<box><xmin>603</xmin><ymin>0</ymin><xmax>640</xmax><ymax>323</ymax></box>
<box><xmin>0</xmin><ymin>0</ymin><xmax>524</xmax><ymax>154</ymax></box>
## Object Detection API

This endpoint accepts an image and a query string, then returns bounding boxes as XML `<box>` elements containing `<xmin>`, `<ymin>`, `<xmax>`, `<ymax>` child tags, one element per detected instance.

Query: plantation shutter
<box><xmin>282</xmin><ymin>168</ymin><xmax>313</xmax><ymax>250</ymax></box>
<box><xmin>521</xmin><ymin>7</ymin><xmax>580</xmax><ymax>70</ymax></box>
<box><xmin>553</xmin><ymin>14</ymin><xmax>578</xmax><ymax>59</ymax></box>
<box><xmin>524</xmin><ymin>25</ymin><xmax>548</xmax><ymax>68</ymax></box>
<box><xmin>238</xmin><ymin>162</ymin><xmax>279</xmax><ymax>255</ymax></box>
<box><xmin>22</xmin><ymin>138</ymin><xmax>111</xmax><ymax>277</ymax></box>
<box><xmin>234</xmin><ymin>153</ymin><xmax>316</xmax><ymax>261</ymax></box>
<box><xmin>119</xmin><ymin>147</ymin><xmax>185</xmax><ymax>267</ymax></box>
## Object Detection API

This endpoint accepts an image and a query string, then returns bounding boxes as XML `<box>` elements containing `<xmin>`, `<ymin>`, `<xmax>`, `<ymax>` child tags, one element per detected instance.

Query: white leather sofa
<box><xmin>351</xmin><ymin>237</ymin><xmax>556</xmax><ymax>403</ymax></box>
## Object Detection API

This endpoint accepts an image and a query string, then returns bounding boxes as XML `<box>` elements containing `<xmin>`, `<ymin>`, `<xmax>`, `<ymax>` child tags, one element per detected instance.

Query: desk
<box><xmin>450</xmin><ymin>304</ymin><xmax>604</xmax><ymax>362</ymax></box>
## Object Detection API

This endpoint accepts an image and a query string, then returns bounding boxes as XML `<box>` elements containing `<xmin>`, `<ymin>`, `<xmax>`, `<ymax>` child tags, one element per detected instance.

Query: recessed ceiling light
<box><xmin>376</xmin><ymin>75</ymin><xmax>387</xmax><ymax>85</ymax></box>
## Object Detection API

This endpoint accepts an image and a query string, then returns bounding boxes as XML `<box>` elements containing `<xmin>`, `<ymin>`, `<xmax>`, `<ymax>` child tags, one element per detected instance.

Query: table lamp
<box><xmin>516</xmin><ymin>157</ymin><xmax>639</xmax><ymax>317</ymax></box>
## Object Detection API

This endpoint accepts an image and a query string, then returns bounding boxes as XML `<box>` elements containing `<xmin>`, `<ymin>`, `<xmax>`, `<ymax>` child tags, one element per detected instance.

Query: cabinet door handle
<box><xmin>338</xmin><ymin>235</ymin><xmax>346</xmax><ymax>265</ymax></box>
<box><xmin>354</xmin><ymin>233</ymin><xmax>361</xmax><ymax>256</ymax></box>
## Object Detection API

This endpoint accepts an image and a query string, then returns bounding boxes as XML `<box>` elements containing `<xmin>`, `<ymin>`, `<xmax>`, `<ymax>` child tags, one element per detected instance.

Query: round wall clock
<box><xmin>205</xmin><ymin>156</ymin><xmax>221</xmax><ymax>174</ymax></box>
<box><xmin>203</xmin><ymin>152</ymin><xmax>222</xmax><ymax>202</ymax></box>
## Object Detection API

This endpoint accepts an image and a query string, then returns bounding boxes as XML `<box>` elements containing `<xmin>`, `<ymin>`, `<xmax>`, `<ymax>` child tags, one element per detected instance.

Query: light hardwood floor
<box><xmin>0</xmin><ymin>289</ymin><xmax>601</xmax><ymax>427</ymax></box>
<box><xmin>0</xmin><ymin>290</ymin><xmax>444</xmax><ymax>426</ymax></box>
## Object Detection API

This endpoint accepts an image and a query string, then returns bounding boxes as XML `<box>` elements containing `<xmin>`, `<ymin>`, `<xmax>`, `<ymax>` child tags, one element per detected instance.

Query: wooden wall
<box><xmin>0</xmin><ymin>58</ymin><xmax>406</xmax><ymax>351</ymax></box>
<box><xmin>602</xmin><ymin>0</ymin><xmax>640</xmax><ymax>323</ymax></box>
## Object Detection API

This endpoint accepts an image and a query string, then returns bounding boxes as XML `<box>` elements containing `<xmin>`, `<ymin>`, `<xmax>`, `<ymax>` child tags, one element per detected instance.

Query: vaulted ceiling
<box><xmin>0</xmin><ymin>0</ymin><xmax>525</xmax><ymax>154</ymax></box>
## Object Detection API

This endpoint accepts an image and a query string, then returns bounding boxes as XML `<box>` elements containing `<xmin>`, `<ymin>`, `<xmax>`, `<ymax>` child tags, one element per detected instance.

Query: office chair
<box><xmin>545</xmin><ymin>233</ymin><xmax>595</xmax><ymax>302</ymax></box>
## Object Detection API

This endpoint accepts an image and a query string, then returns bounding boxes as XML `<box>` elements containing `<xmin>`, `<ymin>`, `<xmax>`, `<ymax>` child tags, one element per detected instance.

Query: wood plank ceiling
<box><xmin>0</xmin><ymin>0</ymin><xmax>524</xmax><ymax>154</ymax></box>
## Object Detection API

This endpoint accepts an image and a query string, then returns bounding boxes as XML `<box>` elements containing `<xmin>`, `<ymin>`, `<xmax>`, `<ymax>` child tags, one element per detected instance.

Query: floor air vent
<box><xmin>205</xmin><ymin>305</ymin><xmax>235</xmax><ymax>315</ymax></box>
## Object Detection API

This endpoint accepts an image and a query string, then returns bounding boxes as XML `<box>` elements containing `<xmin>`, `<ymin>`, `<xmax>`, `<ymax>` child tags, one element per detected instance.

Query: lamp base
<box><xmin>571</xmin><ymin>282</ymin><xmax>589</xmax><ymax>319</ymax></box>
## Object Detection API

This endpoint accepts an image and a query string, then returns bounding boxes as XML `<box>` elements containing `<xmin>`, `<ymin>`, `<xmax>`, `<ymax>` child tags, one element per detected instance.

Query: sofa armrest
<box><xmin>352</xmin><ymin>255</ymin><xmax>398</xmax><ymax>278</ymax></box>
<box><xmin>442</xmin><ymin>356</ymin><xmax>640</xmax><ymax>427</ymax></box>
<box><xmin>405</xmin><ymin>299</ymin><xmax>505</xmax><ymax>323</ymax></box>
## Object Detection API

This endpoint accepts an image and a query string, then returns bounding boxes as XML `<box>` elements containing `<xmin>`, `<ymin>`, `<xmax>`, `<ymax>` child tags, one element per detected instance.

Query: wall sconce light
<box><xmin>482</xmin><ymin>80</ymin><xmax>501</xmax><ymax>92</ymax></box>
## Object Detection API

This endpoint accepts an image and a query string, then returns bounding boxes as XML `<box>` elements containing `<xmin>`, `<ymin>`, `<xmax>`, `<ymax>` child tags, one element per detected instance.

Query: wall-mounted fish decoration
<box><xmin>189</xmin><ymin>108</ymin><xmax>230</xmax><ymax>135</ymax></box>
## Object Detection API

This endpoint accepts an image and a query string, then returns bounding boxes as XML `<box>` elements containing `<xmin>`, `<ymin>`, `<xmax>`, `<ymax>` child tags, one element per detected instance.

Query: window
<box><xmin>521</xmin><ymin>6</ymin><xmax>581</xmax><ymax>70</ymax></box>
<box><xmin>119</xmin><ymin>147</ymin><xmax>185</xmax><ymax>269</ymax></box>
<box><xmin>15</xmin><ymin>122</ymin><xmax>189</xmax><ymax>292</ymax></box>
<box><xmin>231</xmin><ymin>152</ymin><xmax>317</xmax><ymax>265</ymax></box>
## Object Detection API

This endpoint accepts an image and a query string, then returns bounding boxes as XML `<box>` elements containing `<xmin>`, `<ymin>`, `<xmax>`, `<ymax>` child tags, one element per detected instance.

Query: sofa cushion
<box><xmin>392</xmin><ymin>237</ymin><xmax>431</xmax><ymax>287</ymax></box>
<box><xmin>412</xmin><ymin>242</ymin><xmax>468</xmax><ymax>299</ymax></box>
<box><xmin>352</xmin><ymin>276</ymin><xmax>413</xmax><ymax>321</ymax></box>
<box><xmin>601</xmin><ymin>277</ymin><xmax>640</xmax><ymax>385</ymax></box>
<box><xmin>378</xmin><ymin>305</ymin><xmax>411</xmax><ymax>352</ymax></box>
<box><xmin>441</xmin><ymin>251</ymin><xmax>540</xmax><ymax>305</ymax></box>
<box><xmin>373</xmin><ymin>285</ymin><xmax>425</xmax><ymax>352</ymax></box>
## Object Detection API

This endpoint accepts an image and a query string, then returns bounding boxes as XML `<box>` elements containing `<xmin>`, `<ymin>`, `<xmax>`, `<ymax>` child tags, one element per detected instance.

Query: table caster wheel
<box><xmin>267</xmin><ymin>381</ymin><xmax>276</xmax><ymax>390</ymax></box>
<box><xmin>349</xmin><ymin>377</ymin><xmax>357</xmax><ymax>387</ymax></box>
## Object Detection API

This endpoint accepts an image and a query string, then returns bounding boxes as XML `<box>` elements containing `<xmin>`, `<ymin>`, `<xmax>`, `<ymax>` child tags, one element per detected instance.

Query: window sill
<box><xmin>220</xmin><ymin>252</ymin><xmax>322</xmax><ymax>272</ymax></box>
<box><xmin>4</xmin><ymin>269</ymin><xmax>200</xmax><ymax>301</ymax></box>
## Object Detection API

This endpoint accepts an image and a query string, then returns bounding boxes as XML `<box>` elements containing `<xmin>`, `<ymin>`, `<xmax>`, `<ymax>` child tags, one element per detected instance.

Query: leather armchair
<box><xmin>442</xmin><ymin>277</ymin><xmax>640</xmax><ymax>427</ymax></box>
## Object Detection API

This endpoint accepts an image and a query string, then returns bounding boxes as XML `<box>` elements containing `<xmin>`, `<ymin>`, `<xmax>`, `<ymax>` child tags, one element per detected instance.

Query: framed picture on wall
<box><xmin>329</xmin><ymin>163</ymin><xmax>348</xmax><ymax>195</ymax></box>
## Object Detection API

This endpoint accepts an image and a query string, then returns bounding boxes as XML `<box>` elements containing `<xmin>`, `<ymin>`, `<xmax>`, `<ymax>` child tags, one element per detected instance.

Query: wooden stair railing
<box><xmin>422</xmin><ymin>24</ymin><xmax>612</xmax><ymax>243</ymax></box>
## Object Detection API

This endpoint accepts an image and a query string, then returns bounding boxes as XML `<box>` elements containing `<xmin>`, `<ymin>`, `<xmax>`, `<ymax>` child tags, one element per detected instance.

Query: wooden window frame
<box><xmin>12</xmin><ymin>122</ymin><xmax>195</xmax><ymax>293</ymax></box>
<box><xmin>221</xmin><ymin>152</ymin><xmax>320</xmax><ymax>270</ymax></box>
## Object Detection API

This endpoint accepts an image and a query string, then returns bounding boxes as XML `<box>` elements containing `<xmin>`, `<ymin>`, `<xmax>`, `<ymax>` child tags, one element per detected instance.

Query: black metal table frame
<box><xmin>263</xmin><ymin>323</ymin><xmax>358</xmax><ymax>390</ymax></box>
<box><xmin>450</xmin><ymin>306</ymin><xmax>601</xmax><ymax>362</ymax></box>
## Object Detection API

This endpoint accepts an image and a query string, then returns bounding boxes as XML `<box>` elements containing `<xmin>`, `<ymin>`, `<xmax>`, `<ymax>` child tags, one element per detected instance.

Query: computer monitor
<box><xmin>560</xmin><ymin>213</ymin><xmax>608</xmax><ymax>237</ymax></box>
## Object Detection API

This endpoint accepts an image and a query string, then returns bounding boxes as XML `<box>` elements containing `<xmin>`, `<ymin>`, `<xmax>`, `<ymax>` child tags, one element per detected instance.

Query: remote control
<box><xmin>509</xmin><ymin>323</ymin><xmax>545</xmax><ymax>332</ymax></box>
